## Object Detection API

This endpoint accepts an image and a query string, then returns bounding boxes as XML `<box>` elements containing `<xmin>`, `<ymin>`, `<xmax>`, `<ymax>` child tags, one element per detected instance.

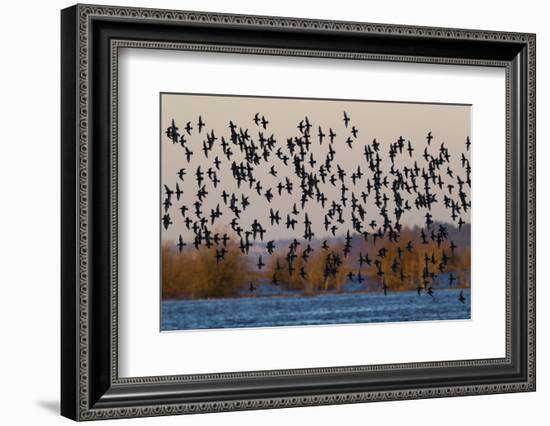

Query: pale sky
<box><xmin>160</xmin><ymin>93</ymin><xmax>471</xmax><ymax>244</ymax></box>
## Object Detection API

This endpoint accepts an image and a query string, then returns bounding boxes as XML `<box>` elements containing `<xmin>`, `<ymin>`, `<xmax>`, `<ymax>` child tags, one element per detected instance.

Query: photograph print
<box><xmin>160</xmin><ymin>93</ymin><xmax>472</xmax><ymax>331</ymax></box>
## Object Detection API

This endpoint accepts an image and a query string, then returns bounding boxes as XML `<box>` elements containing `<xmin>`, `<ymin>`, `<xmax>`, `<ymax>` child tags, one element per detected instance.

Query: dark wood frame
<box><xmin>61</xmin><ymin>4</ymin><xmax>536</xmax><ymax>421</ymax></box>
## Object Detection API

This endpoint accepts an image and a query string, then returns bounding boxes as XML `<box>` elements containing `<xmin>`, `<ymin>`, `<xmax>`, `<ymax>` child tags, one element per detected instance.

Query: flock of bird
<box><xmin>162</xmin><ymin>107</ymin><xmax>470</xmax><ymax>304</ymax></box>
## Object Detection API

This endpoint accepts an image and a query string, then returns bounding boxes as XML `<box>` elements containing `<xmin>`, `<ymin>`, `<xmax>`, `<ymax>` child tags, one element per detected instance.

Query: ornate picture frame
<box><xmin>61</xmin><ymin>4</ymin><xmax>535</xmax><ymax>421</ymax></box>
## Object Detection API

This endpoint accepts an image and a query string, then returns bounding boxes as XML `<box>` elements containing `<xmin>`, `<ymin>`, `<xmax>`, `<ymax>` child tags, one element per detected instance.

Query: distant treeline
<box><xmin>268</xmin><ymin>243</ymin><xmax>350</xmax><ymax>295</ymax></box>
<box><xmin>267</xmin><ymin>227</ymin><xmax>470</xmax><ymax>294</ymax></box>
<box><xmin>344</xmin><ymin>224</ymin><xmax>470</xmax><ymax>291</ymax></box>
<box><xmin>162</xmin><ymin>223</ymin><xmax>470</xmax><ymax>300</ymax></box>
<box><xmin>162</xmin><ymin>240</ymin><xmax>250</xmax><ymax>299</ymax></box>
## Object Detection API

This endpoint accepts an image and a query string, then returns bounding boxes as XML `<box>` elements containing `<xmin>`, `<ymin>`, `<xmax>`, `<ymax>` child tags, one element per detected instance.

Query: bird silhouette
<box><xmin>197</xmin><ymin>115</ymin><xmax>205</xmax><ymax>133</ymax></box>
<box><xmin>177</xmin><ymin>235</ymin><xmax>186</xmax><ymax>252</ymax></box>
<box><xmin>184</xmin><ymin>121</ymin><xmax>193</xmax><ymax>134</ymax></box>
<box><xmin>343</xmin><ymin>111</ymin><xmax>350</xmax><ymax>127</ymax></box>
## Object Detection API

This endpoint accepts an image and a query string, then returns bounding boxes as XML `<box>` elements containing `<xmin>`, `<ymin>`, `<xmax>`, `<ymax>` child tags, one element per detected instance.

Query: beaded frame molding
<box><xmin>61</xmin><ymin>4</ymin><xmax>536</xmax><ymax>421</ymax></box>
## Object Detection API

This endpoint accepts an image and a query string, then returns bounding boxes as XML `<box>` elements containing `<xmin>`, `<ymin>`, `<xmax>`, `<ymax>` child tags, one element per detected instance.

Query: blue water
<box><xmin>161</xmin><ymin>288</ymin><xmax>470</xmax><ymax>331</ymax></box>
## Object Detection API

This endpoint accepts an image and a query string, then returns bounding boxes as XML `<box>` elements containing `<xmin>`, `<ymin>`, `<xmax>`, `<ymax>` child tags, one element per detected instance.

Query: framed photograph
<box><xmin>61</xmin><ymin>4</ymin><xmax>536</xmax><ymax>421</ymax></box>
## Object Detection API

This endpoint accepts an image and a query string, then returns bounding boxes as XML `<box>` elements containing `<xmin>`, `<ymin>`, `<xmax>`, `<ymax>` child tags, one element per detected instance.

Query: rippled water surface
<box><xmin>161</xmin><ymin>288</ymin><xmax>470</xmax><ymax>331</ymax></box>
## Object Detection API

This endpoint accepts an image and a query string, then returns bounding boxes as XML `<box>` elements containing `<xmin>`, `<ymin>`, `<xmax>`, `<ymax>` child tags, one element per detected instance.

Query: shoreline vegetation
<box><xmin>163</xmin><ymin>287</ymin><xmax>470</xmax><ymax>303</ymax></box>
<box><xmin>162</xmin><ymin>224</ymin><xmax>470</xmax><ymax>301</ymax></box>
